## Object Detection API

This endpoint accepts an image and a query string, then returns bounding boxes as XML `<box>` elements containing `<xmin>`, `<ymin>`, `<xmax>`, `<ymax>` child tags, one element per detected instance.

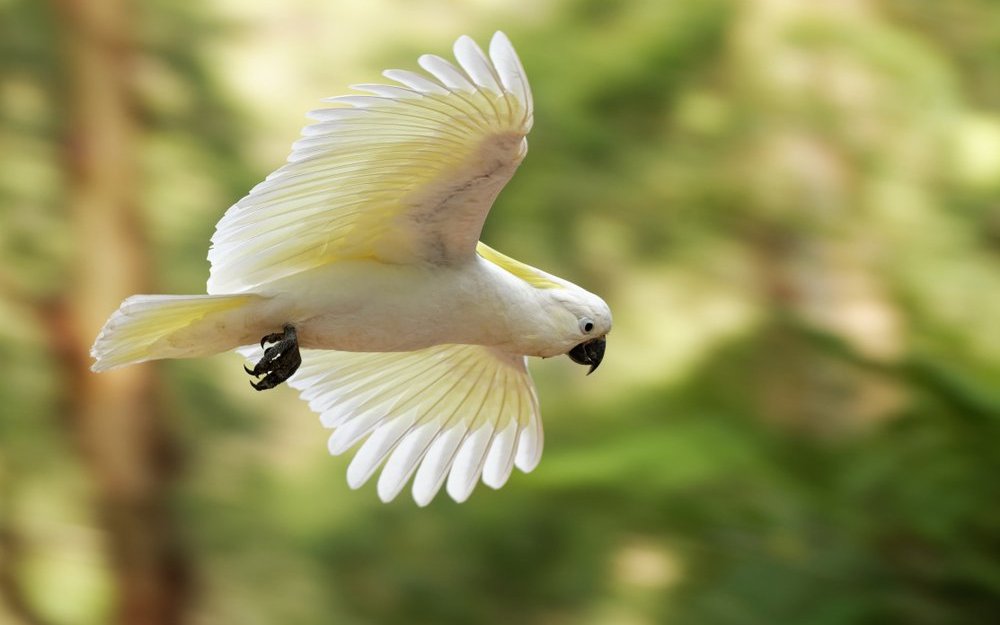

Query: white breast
<box><xmin>255</xmin><ymin>258</ymin><xmax>537</xmax><ymax>354</ymax></box>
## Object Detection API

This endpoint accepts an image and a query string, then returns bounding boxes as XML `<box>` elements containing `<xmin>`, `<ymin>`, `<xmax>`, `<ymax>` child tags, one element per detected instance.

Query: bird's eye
<box><xmin>580</xmin><ymin>318</ymin><xmax>594</xmax><ymax>334</ymax></box>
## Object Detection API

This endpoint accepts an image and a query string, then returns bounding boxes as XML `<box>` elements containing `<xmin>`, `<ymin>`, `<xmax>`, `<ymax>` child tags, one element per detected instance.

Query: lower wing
<box><xmin>242</xmin><ymin>343</ymin><xmax>543</xmax><ymax>505</ymax></box>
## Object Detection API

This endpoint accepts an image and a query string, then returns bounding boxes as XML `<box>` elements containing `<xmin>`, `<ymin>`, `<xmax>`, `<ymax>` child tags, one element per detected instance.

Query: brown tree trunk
<box><xmin>49</xmin><ymin>0</ymin><xmax>192</xmax><ymax>623</ymax></box>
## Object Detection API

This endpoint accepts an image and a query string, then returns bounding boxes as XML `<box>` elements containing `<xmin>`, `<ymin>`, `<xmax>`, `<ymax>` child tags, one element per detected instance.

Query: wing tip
<box><xmin>412</xmin><ymin>472</ymin><xmax>445</xmax><ymax>507</ymax></box>
<box><xmin>489</xmin><ymin>31</ymin><xmax>513</xmax><ymax>50</ymax></box>
<box><xmin>486</xmin><ymin>31</ymin><xmax>533</xmax><ymax>123</ymax></box>
<box><xmin>412</xmin><ymin>490</ymin><xmax>435</xmax><ymax>507</ymax></box>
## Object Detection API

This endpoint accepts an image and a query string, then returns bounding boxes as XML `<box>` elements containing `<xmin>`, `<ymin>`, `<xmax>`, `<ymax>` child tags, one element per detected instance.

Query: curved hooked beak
<box><xmin>567</xmin><ymin>336</ymin><xmax>606</xmax><ymax>375</ymax></box>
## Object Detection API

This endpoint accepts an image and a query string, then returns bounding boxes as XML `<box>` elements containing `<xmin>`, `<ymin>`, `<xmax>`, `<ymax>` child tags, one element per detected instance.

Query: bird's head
<box><xmin>544</xmin><ymin>286</ymin><xmax>612</xmax><ymax>374</ymax></box>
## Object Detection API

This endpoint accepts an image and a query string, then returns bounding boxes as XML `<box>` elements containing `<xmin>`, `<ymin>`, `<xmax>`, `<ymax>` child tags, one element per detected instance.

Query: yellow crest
<box><xmin>476</xmin><ymin>242</ymin><xmax>561</xmax><ymax>290</ymax></box>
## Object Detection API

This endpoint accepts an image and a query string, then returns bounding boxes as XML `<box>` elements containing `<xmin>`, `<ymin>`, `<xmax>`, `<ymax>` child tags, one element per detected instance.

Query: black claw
<box><xmin>245</xmin><ymin>324</ymin><xmax>302</xmax><ymax>391</ymax></box>
<box><xmin>250</xmin><ymin>376</ymin><xmax>281</xmax><ymax>391</ymax></box>
<box><xmin>260</xmin><ymin>331</ymin><xmax>283</xmax><ymax>349</ymax></box>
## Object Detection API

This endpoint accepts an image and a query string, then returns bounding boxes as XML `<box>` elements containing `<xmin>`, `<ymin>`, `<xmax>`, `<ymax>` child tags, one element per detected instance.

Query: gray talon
<box><xmin>246</xmin><ymin>324</ymin><xmax>302</xmax><ymax>391</ymax></box>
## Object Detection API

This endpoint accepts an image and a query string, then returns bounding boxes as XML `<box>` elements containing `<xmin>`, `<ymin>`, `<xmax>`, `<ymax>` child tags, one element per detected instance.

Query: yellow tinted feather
<box><xmin>476</xmin><ymin>242</ymin><xmax>561</xmax><ymax>290</ymax></box>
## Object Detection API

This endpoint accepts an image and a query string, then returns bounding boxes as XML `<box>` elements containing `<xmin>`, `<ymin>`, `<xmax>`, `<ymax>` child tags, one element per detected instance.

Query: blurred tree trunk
<box><xmin>48</xmin><ymin>0</ymin><xmax>192</xmax><ymax>623</ymax></box>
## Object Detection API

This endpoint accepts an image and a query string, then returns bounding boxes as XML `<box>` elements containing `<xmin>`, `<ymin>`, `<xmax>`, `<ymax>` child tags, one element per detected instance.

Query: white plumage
<box><xmin>92</xmin><ymin>32</ymin><xmax>610</xmax><ymax>505</ymax></box>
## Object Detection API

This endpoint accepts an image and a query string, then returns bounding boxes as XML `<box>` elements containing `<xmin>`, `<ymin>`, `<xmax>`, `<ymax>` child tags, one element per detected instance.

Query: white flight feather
<box><xmin>377</xmin><ymin>421</ymin><xmax>440</xmax><ymax>502</ymax></box>
<box><xmin>348</xmin><ymin>83</ymin><xmax>423</xmax><ymax>100</ymax></box>
<box><xmin>446</xmin><ymin>424</ymin><xmax>494</xmax><ymax>503</ymax></box>
<box><xmin>454</xmin><ymin>35</ymin><xmax>503</xmax><ymax>94</ymax></box>
<box><xmin>347</xmin><ymin>407</ymin><xmax>420</xmax><ymax>489</ymax></box>
<box><xmin>482</xmin><ymin>419</ymin><xmax>519</xmax><ymax>489</ymax></box>
<box><xmin>418</xmin><ymin>54</ymin><xmax>478</xmax><ymax>93</ymax></box>
<box><xmin>413</xmin><ymin>428</ymin><xmax>467</xmax><ymax>506</ymax></box>
<box><xmin>380</xmin><ymin>69</ymin><xmax>450</xmax><ymax>95</ymax></box>
<box><xmin>489</xmin><ymin>32</ymin><xmax>533</xmax><ymax>128</ymax></box>
<box><xmin>251</xmin><ymin>344</ymin><xmax>541</xmax><ymax>505</ymax></box>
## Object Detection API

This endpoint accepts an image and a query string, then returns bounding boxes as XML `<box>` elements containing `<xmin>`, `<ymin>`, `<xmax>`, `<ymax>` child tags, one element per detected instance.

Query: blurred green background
<box><xmin>2</xmin><ymin>0</ymin><xmax>999</xmax><ymax>623</ymax></box>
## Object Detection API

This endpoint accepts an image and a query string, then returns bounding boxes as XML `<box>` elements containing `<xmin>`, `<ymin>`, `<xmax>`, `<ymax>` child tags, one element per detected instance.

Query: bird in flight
<box><xmin>91</xmin><ymin>32</ymin><xmax>611</xmax><ymax>505</ymax></box>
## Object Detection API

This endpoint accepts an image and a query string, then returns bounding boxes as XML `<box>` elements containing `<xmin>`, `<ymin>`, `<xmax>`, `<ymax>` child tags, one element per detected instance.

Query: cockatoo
<box><xmin>91</xmin><ymin>32</ymin><xmax>611</xmax><ymax>505</ymax></box>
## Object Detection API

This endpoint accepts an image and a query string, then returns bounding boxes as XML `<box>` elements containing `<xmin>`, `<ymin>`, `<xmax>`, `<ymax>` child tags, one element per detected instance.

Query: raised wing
<box><xmin>207</xmin><ymin>32</ymin><xmax>533</xmax><ymax>294</ymax></box>
<box><xmin>277</xmin><ymin>344</ymin><xmax>543</xmax><ymax>505</ymax></box>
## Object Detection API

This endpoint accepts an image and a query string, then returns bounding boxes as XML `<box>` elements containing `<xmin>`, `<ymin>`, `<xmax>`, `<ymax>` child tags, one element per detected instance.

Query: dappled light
<box><xmin>2</xmin><ymin>0</ymin><xmax>998</xmax><ymax>623</ymax></box>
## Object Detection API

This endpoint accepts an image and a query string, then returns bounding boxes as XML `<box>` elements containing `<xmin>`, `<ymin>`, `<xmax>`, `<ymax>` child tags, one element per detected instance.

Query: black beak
<box><xmin>567</xmin><ymin>336</ymin><xmax>606</xmax><ymax>375</ymax></box>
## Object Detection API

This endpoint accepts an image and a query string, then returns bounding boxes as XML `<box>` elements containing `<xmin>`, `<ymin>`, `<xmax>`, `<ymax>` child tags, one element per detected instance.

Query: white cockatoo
<box><xmin>92</xmin><ymin>32</ymin><xmax>611</xmax><ymax>505</ymax></box>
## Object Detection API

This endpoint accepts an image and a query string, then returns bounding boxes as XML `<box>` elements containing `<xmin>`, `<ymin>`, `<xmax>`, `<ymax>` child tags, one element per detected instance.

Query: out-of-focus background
<box><xmin>2</xmin><ymin>0</ymin><xmax>999</xmax><ymax>623</ymax></box>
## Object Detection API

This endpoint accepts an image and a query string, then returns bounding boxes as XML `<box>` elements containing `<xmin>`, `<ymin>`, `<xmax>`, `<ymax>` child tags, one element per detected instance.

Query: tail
<box><xmin>91</xmin><ymin>293</ymin><xmax>260</xmax><ymax>372</ymax></box>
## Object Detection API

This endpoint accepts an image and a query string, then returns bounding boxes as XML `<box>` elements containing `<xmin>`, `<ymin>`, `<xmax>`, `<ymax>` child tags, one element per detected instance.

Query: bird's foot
<box><xmin>244</xmin><ymin>324</ymin><xmax>302</xmax><ymax>391</ymax></box>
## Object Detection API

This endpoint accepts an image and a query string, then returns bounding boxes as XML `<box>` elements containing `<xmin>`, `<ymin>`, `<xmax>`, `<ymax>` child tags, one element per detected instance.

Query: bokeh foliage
<box><xmin>1</xmin><ymin>0</ymin><xmax>999</xmax><ymax>624</ymax></box>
